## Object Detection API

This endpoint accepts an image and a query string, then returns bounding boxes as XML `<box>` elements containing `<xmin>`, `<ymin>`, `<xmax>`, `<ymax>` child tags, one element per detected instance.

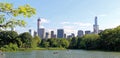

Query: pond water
<box><xmin>3</xmin><ymin>50</ymin><xmax>120</xmax><ymax>58</ymax></box>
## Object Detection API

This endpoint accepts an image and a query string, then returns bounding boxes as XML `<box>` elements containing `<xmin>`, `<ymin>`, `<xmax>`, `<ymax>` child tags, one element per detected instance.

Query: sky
<box><xmin>0</xmin><ymin>0</ymin><xmax>120</xmax><ymax>35</ymax></box>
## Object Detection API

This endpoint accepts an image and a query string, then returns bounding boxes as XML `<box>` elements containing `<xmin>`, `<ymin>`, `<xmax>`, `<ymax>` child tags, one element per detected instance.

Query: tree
<box><xmin>81</xmin><ymin>34</ymin><xmax>100</xmax><ymax>50</ymax></box>
<box><xmin>47</xmin><ymin>38</ymin><xmax>58</xmax><ymax>47</ymax></box>
<box><xmin>0</xmin><ymin>2</ymin><xmax>36</xmax><ymax>30</ymax></box>
<box><xmin>0</xmin><ymin>31</ymin><xmax>18</xmax><ymax>46</ymax></box>
<box><xmin>43</xmin><ymin>42</ymin><xmax>49</xmax><ymax>48</ymax></box>
<box><xmin>31</xmin><ymin>36</ymin><xmax>41</xmax><ymax>48</ymax></box>
<box><xmin>76</xmin><ymin>37</ymin><xmax>82</xmax><ymax>49</ymax></box>
<box><xmin>18</xmin><ymin>32</ymin><xmax>32</xmax><ymax>48</ymax></box>
<box><xmin>59</xmin><ymin>39</ymin><xmax>69</xmax><ymax>48</ymax></box>
<box><xmin>99</xmin><ymin>26</ymin><xmax>120</xmax><ymax>51</ymax></box>
<box><xmin>69</xmin><ymin>37</ymin><xmax>78</xmax><ymax>49</ymax></box>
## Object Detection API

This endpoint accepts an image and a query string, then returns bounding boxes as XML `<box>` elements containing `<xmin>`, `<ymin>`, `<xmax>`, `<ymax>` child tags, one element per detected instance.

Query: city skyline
<box><xmin>0</xmin><ymin>0</ymin><xmax>120</xmax><ymax>35</ymax></box>
<box><xmin>35</xmin><ymin>17</ymin><xmax>100</xmax><ymax>39</ymax></box>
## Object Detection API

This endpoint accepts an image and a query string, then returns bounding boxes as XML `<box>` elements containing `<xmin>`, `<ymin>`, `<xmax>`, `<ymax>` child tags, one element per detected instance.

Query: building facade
<box><xmin>38</xmin><ymin>28</ymin><xmax>45</xmax><ymax>39</ymax></box>
<box><xmin>51</xmin><ymin>31</ymin><xmax>54</xmax><ymax>38</ymax></box>
<box><xmin>85</xmin><ymin>30</ymin><xmax>91</xmax><ymax>35</ymax></box>
<box><xmin>29</xmin><ymin>29</ymin><xmax>34</xmax><ymax>37</ymax></box>
<box><xmin>77</xmin><ymin>30</ymin><xmax>84</xmax><ymax>37</ymax></box>
<box><xmin>57</xmin><ymin>29</ymin><xmax>64</xmax><ymax>38</ymax></box>
<box><xmin>37</xmin><ymin>18</ymin><xmax>45</xmax><ymax>39</ymax></box>
<box><xmin>45</xmin><ymin>32</ymin><xmax>50</xmax><ymax>39</ymax></box>
<box><xmin>93</xmin><ymin>16</ymin><xmax>99</xmax><ymax>34</ymax></box>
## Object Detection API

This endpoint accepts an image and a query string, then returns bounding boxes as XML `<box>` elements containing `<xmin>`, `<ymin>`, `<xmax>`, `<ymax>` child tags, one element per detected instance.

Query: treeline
<box><xmin>0</xmin><ymin>31</ymin><xmax>41</xmax><ymax>51</ymax></box>
<box><xmin>1</xmin><ymin>26</ymin><xmax>120</xmax><ymax>51</ymax></box>
<box><xmin>0</xmin><ymin>31</ymin><xmax>69</xmax><ymax>51</ymax></box>
<box><xmin>41</xmin><ymin>25</ymin><xmax>120</xmax><ymax>51</ymax></box>
<box><xmin>69</xmin><ymin>26</ymin><xmax>120</xmax><ymax>51</ymax></box>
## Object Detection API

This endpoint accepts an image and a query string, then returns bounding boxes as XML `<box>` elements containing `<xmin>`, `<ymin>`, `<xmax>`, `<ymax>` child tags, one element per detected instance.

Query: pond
<box><xmin>3</xmin><ymin>50</ymin><xmax>120</xmax><ymax>58</ymax></box>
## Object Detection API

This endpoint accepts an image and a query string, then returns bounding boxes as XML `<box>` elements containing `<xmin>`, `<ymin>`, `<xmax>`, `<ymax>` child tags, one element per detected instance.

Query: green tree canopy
<box><xmin>0</xmin><ymin>31</ymin><xmax>18</xmax><ymax>46</ymax></box>
<box><xmin>0</xmin><ymin>2</ymin><xmax>36</xmax><ymax>30</ymax></box>
<box><xmin>32</xmin><ymin>36</ymin><xmax>41</xmax><ymax>48</ymax></box>
<box><xmin>18</xmin><ymin>32</ymin><xmax>32</xmax><ymax>48</ymax></box>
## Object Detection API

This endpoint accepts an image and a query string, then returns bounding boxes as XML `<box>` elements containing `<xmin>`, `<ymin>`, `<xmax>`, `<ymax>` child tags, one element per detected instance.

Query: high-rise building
<box><xmin>57</xmin><ymin>29</ymin><xmax>64</xmax><ymax>38</ymax></box>
<box><xmin>51</xmin><ymin>31</ymin><xmax>54</xmax><ymax>38</ymax></box>
<box><xmin>37</xmin><ymin>18</ymin><xmax>41</xmax><ymax>29</ymax></box>
<box><xmin>29</xmin><ymin>29</ymin><xmax>34</xmax><ymax>37</ymax></box>
<box><xmin>34</xmin><ymin>31</ymin><xmax>38</xmax><ymax>36</ymax></box>
<box><xmin>93</xmin><ymin>16</ymin><xmax>99</xmax><ymax>34</ymax></box>
<box><xmin>54</xmin><ymin>34</ymin><xmax>57</xmax><ymax>38</ymax></box>
<box><xmin>71</xmin><ymin>33</ymin><xmax>75</xmax><ymax>37</ymax></box>
<box><xmin>37</xmin><ymin>18</ymin><xmax>45</xmax><ymax>39</ymax></box>
<box><xmin>64</xmin><ymin>33</ymin><xmax>66</xmax><ymax>38</ymax></box>
<box><xmin>38</xmin><ymin>28</ymin><xmax>45</xmax><ymax>39</ymax></box>
<box><xmin>45</xmin><ymin>32</ymin><xmax>49</xmax><ymax>39</ymax></box>
<box><xmin>77</xmin><ymin>30</ymin><xmax>84</xmax><ymax>37</ymax></box>
<box><xmin>85</xmin><ymin>30</ymin><xmax>91</xmax><ymax>35</ymax></box>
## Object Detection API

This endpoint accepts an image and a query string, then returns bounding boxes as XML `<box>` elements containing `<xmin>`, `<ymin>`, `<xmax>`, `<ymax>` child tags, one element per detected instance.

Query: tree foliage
<box><xmin>31</xmin><ymin>36</ymin><xmax>41</xmax><ymax>48</ymax></box>
<box><xmin>18</xmin><ymin>32</ymin><xmax>32</xmax><ymax>48</ymax></box>
<box><xmin>0</xmin><ymin>2</ymin><xmax>36</xmax><ymax>30</ymax></box>
<box><xmin>0</xmin><ymin>31</ymin><xmax>18</xmax><ymax>46</ymax></box>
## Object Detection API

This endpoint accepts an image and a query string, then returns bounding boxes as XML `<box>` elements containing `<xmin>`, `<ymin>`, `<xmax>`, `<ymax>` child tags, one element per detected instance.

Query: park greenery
<box><xmin>1</xmin><ymin>26</ymin><xmax>120</xmax><ymax>51</ymax></box>
<box><xmin>1</xmin><ymin>2</ymin><xmax>120</xmax><ymax>52</ymax></box>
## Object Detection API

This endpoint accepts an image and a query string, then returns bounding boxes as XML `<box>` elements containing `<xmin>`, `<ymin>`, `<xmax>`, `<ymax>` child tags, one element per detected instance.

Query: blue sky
<box><xmin>1</xmin><ymin>0</ymin><xmax>120</xmax><ymax>35</ymax></box>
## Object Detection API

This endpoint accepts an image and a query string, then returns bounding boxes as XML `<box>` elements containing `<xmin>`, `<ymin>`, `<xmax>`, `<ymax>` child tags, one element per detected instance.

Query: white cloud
<box><xmin>60</xmin><ymin>22</ymin><xmax>93</xmax><ymax>35</ymax></box>
<box><xmin>40</xmin><ymin>18</ymin><xmax>50</xmax><ymax>23</ymax></box>
<box><xmin>98</xmin><ymin>14</ymin><xmax>107</xmax><ymax>17</ymax></box>
<box><xmin>41</xmin><ymin>25</ymin><xmax>45</xmax><ymax>28</ymax></box>
<box><xmin>61</xmin><ymin>22</ymin><xmax>70</xmax><ymax>24</ymax></box>
<box><xmin>62</xmin><ymin>26</ymin><xmax>76</xmax><ymax>35</ymax></box>
<box><xmin>73</xmin><ymin>22</ymin><xmax>92</xmax><ymax>27</ymax></box>
<box><xmin>61</xmin><ymin>21</ymin><xmax>92</xmax><ymax>27</ymax></box>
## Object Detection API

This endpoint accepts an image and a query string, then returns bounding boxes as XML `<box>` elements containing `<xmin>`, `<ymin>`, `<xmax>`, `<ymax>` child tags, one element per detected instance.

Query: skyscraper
<box><xmin>93</xmin><ymin>16</ymin><xmax>99</xmax><ymax>34</ymax></box>
<box><xmin>37</xmin><ymin>18</ymin><xmax>41</xmax><ymax>29</ymax></box>
<box><xmin>71</xmin><ymin>33</ymin><xmax>75</xmax><ymax>37</ymax></box>
<box><xmin>37</xmin><ymin>18</ymin><xmax>45</xmax><ymax>39</ymax></box>
<box><xmin>37</xmin><ymin>18</ymin><xmax>41</xmax><ymax>38</ymax></box>
<box><xmin>57</xmin><ymin>29</ymin><xmax>64</xmax><ymax>38</ymax></box>
<box><xmin>38</xmin><ymin>28</ymin><xmax>45</xmax><ymax>39</ymax></box>
<box><xmin>34</xmin><ymin>31</ymin><xmax>38</xmax><ymax>36</ymax></box>
<box><xmin>45</xmin><ymin>32</ymin><xmax>49</xmax><ymax>39</ymax></box>
<box><xmin>51</xmin><ymin>31</ymin><xmax>54</xmax><ymax>38</ymax></box>
<box><xmin>64</xmin><ymin>33</ymin><xmax>66</xmax><ymax>38</ymax></box>
<box><xmin>29</xmin><ymin>29</ymin><xmax>34</xmax><ymax>37</ymax></box>
<box><xmin>85</xmin><ymin>30</ymin><xmax>91</xmax><ymax>35</ymax></box>
<box><xmin>77</xmin><ymin>30</ymin><xmax>84</xmax><ymax>37</ymax></box>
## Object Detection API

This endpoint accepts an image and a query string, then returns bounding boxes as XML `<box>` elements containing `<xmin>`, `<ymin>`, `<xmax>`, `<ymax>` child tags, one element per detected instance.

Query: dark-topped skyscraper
<box><xmin>37</xmin><ymin>18</ymin><xmax>45</xmax><ymax>39</ymax></box>
<box><xmin>93</xmin><ymin>16</ymin><xmax>99</xmax><ymax>34</ymax></box>
<box><xmin>37</xmin><ymin>18</ymin><xmax>41</xmax><ymax>29</ymax></box>
<box><xmin>57</xmin><ymin>29</ymin><xmax>64</xmax><ymax>38</ymax></box>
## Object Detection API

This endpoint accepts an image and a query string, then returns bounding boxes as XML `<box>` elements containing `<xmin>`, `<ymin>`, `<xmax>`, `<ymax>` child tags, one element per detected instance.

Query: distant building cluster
<box><xmin>29</xmin><ymin>16</ymin><xmax>103</xmax><ymax>39</ymax></box>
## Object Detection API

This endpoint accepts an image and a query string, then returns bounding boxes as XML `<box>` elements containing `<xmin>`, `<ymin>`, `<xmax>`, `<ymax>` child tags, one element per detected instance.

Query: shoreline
<box><xmin>0</xmin><ymin>47</ymin><xmax>66</xmax><ymax>52</ymax></box>
<box><xmin>1</xmin><ymin>48</ymin><xmax>120</xmax><ymax>52</ymax></box>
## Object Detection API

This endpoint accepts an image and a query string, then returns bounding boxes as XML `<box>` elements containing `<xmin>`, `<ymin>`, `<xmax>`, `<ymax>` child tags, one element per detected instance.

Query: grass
<box><xmin>18</xmin><ymin>47</ymin><xmax>66</xmax><ymax>51</ymax></box>
<box><xmin>0</xmin><ymin>47</ymin><xmax>66</xmax><ymax>52</ymax></box>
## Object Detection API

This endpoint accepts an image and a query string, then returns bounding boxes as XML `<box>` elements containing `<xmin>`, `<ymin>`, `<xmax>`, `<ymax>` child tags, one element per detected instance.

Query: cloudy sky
<box><xmin>1</xmin><ymin>0</ymin><xmax>120</xmax><ymax>35</ymax></box>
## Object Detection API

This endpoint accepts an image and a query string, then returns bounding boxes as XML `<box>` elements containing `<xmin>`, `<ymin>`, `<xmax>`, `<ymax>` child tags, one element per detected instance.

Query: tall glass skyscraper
<box><xmin>57</xmin><ymin>29</ymin><xmax>64</xmax><ymax>38</ymax></box>
<box><xmin>93</xmin><ymin>16</ymin><xmax>99</xmax><ymax>34</ymax></box>
<box><xmin>37</xmin><ymin>18</ymin><xmax>45</xmax><ymax>39</ymax></box>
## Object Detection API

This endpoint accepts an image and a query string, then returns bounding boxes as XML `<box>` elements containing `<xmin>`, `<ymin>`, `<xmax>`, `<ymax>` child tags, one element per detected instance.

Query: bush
<box><xmin>1</xmin><ymin>43</ymin><xmax>18</xmax><ymax>51</ymax></box>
